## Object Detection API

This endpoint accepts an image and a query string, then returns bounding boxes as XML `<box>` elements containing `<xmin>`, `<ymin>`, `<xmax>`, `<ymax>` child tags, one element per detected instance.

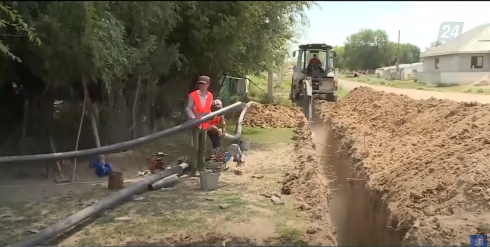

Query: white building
<box><xmin>375</xmin><ymin>63</ymin><xmax>423</xmax><ymax>80</ymax></box>
<box><xmin>415</xmin><ymin>23</ymin><xmax>490</xmax><ymax>85</ymax></box>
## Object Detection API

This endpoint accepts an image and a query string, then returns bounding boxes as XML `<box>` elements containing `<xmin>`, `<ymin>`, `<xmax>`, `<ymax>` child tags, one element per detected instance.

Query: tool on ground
<box><xmin>225</xmin><ymin>143</ymin><xmax>245</xmax><ymax>168</ymax></box>
<box><xmin>149</xmin><ymin>152</ymin><xmax>169</xmax><ymax>174</ymax></box>
<box><xmin>54</xmin><ymin>160</ymin><xmax>70</xmax><ymax>183</ymax></box>
<box><xmin>207</xmin><ymin>143</ymin><xmax>244</xmax><ymax>171</ymax></box>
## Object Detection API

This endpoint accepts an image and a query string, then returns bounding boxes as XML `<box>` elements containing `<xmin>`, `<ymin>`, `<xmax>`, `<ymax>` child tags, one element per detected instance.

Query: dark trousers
<box><xmin>207</xmin><ymin>132</ymin><xmax>222</xmax><ymax>149</ymax></box>
<box><xmin>190</xmin><ymin>128</ymin><xmax>206</xmax><ymax>172</ymax></box>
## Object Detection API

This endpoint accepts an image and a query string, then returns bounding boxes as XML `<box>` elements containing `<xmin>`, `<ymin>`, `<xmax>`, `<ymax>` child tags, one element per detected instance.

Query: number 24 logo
<box><xmin>441</xmin><ymin>25</ymin><xmax>460</xmax><ymax>39</ymax></box>
<box><xmin>475</xmin><ymin>237</ymin><xmax>484</xmax><ymax>246</ymax></box>
<box><xmin>437</xmin><ymin>22</ymin><xmax>464</xmax><ymax>42</ymax></box>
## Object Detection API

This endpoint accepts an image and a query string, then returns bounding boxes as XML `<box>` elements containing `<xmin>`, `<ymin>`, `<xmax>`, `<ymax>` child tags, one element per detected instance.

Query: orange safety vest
<box><xmin>209</xmin><ymin>116</ymin><xmax>221</xmax><ymax>127</ymax></box>
<box><xmin>189</xmin><ymin>90</ymin><xmax>213</xmax><ymax>129</ymax></box>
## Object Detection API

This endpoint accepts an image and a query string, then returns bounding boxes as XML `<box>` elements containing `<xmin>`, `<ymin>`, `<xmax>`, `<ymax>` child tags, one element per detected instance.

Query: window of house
<box><xmin>471</xmin><ymin>56</ymin><xmax>483</xmax><ymax>69</ymax></box>
<box><xmin>434</xmin><ymin>58</ymin><xmax>439</xmax><ymax>69</ymax></box>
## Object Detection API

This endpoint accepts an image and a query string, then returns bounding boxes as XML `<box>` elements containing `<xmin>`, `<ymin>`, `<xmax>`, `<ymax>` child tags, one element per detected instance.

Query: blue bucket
<box><xmin>94</xmin><ymin>163</ymin><xmax>112</xmax><ymax>177</ymax></box>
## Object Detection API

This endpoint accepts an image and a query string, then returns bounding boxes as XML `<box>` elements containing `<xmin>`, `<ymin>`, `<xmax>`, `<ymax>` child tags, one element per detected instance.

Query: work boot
<box><xmin>189</xmin><ymin>168</ymin><xmax>200</xmax><ymax>177</ymax></box>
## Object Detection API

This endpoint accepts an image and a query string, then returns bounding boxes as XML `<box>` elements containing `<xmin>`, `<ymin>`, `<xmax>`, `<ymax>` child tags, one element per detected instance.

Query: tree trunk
<box><xmin>278</xmin><ymin>67</ymin><xmax>283</xmax><ymax>87</ymax></box>
<box><xmin>93</xmin><ymin>103</ymin><xmax>100</xmax><ymax>130</ymax></box>
<box><xmin>72</xmin><ymin>90</ymin><xmax>87</xmax><ymax>182</ymax></box>
<box><xmin>43</xmin><ymin>88</ymin><xmax>56</xmax><ymax>178</ymax></box>
<box><xmin>267</xmin><ymin>69</ymin><xmax>274</xmax><ymax>103</ymax></box>
<box><xmin>20</xmin><ymin>97</ymin><xmax>29</xmax><ymax>154</ymax></box>
<box><xmin>131</xmin><ymin>75</ymin><xmax>141</xmax><ymax>139</ymax></box>
<box><xmin>49</xmin><ymin>133</ymin><xmax>64</xmax><ymax>178</ymax></box>
<box><xmin>82</xmin><ymin>75</ymin><xmax>105</xmax><ymax>163</ymax></box>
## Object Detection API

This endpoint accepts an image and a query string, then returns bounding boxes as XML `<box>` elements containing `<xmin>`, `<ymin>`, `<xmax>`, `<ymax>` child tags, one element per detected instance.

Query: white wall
<box><xmin>456</xmin><ymin>53</ymin><xmax>490</xmax><ymax>72</ymax></box>
<box><xmin>423</xmin><ymin>55</ymin><xmax>459</xmax><ymax>72</ymax></box>
<box><xmin>415</xmin><ymin>72</ymin><xmax>441</xmax><ymax>84</ymax></box>
<box><xmin>415</xmin><ymin>71</ymin><xmax>490</xmax><ymax>85</ymax></box>
<box><xmin>423</xmin><ymin>54</ymin><xmax>490</xmax><ymax>72</ymax></box>
<box><xmin>440</xmin><ymin>72</ymin><xmax>490</xmax><ymax>85</ymax></box>
<box><xmin>405</xmin><ymin>63</ymin><xmax>423</xmax><ymax>72</ymax></box>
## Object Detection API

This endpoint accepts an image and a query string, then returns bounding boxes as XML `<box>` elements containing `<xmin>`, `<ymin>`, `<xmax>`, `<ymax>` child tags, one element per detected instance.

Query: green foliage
<box><xmin>0</xmin><ymin>2</ymin><xmax>41</xmax><ymax>62</ymax></box>
<box><xmin>334</xmin><ymin>29</ymin><xmax>421</xmax><ymax>70</ymax></box>
<box><xmin>343</xmin><ymin>29</ymin><xmax>393</xmax><ymax>70</ymax></box>
<box><xmin>333</xmin><ymin>45</ymin><xmax>345</xmax><ymax>69</ymax></box>
<box><xmin>0</xmin><ymin>1</ymin><xmax>314</xmax><ymax>88</ymax></box>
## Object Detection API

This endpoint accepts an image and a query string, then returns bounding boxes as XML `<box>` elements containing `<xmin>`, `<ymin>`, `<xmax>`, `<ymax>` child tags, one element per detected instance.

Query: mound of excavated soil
<box><xmin>315</xmin><ymin>87</ymin><xmax>490</xmax><ymax>246</ymax></box>
<box><xmin>243</xmin><ymin>103</ymin><xmax>303</xmax><ymax>128</ymax></box>
<box><xmin>471</xmin><ymin>75</ymin><xmax>490</xmax><ymax>86</ymax></box>
<box><xmin>281</xmin><ymin>118</ymin><xmax>337</xmax><ymax>245</ymax></box>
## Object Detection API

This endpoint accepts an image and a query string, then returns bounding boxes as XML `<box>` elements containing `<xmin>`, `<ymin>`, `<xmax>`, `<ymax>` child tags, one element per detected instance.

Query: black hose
<box><xmin>0</xmin><ymin>102</ymin><xmax>245</xmax><ymax>164</ymax></box>
<box><xmin>6</xmin><ymin>162</ymin><xmax>189</xmax><ymax>247</ymax></box>
<box><xmin>148</xmin><ymin>174</ymin><xmax>179</xmax><ymax>191</ymax></box>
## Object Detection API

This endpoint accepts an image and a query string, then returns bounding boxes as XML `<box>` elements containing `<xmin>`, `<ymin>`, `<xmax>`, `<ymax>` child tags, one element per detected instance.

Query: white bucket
<box><xmin>240</xmin><ymin>140</ymin><xmax>251</xmax><ymax>151</ymax></box>
<box><xmin>200</xmin><ymin>170</ymin><xmax>220</xmax><ymax>191</ymax></box>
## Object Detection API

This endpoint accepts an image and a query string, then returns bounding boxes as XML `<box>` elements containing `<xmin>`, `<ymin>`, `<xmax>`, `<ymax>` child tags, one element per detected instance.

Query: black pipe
<box><xmin>7</xmin><ymin>162</ymin><xmax>189</xmax><ymax>247</ymax></box>
<box><xmin>0</xmin><ymin>101</ymin><xmax>245</xmax><ymax>164</ymax></box>
<box><xmin>148</xmin><ymin>174</ymin><xmax>179</xmax><ymax>191</ymax></box>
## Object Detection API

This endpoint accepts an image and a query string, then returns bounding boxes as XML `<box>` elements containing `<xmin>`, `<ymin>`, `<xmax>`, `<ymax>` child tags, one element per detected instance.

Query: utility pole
<box><xmin>396</xmin><ymin>30</ymin><xmax>400</xmax><ymax>72</ymax></box>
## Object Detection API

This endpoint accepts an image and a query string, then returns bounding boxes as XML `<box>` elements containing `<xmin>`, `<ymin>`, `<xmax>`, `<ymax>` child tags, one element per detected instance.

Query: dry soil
<box><xmin>340</xmin><ymin>79</ymin><xmax>490</xmax><ymax>103</ymax></box>
<box><xmin>243</xmin><ymin>104</ymin><xmax>303</xmax><ymax>128</ymax></box>
<box><xmin>315</xmin><ymin>86</ymin><xmax>490</xmax><ymax>246</ymax></box>
<box><xmin>0</xmin><ymin>106</ymin><xmax>337</xmax><ymax>246</ymax></box>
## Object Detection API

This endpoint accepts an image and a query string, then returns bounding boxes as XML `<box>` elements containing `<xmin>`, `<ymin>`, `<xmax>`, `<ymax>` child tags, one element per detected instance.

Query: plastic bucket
<box><xmin>200</xmin><ymin>170</ymin><xmax>220</xmax><ymax>191</ymax></box>
<box><xmin>239</xmin><ymin>140</ymin><xmax>251</xmax><ymax>151</ymax></box>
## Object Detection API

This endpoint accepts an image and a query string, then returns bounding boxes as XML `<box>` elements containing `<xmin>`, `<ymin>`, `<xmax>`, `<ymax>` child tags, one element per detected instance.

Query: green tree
<box><xmin>343</xmin><ymin>29</ymin><xmax>394</xmax><ymax>70</ymax></box>
<box><xmin>332</xmin><ymin>45</ymin><xmax>345</xmax><ymax>69</ymax></box>
<box><xmin>0</xmin><ymin>0</ymin><xmax>315</xmax><ymax>156</ymax></box>
<box><xmin>389</xmin><ymin>42</ymin><xmax>421</xmax><ymax>64</ymax></box>
<box><xmin>0</xmin><ymin>2</ymin><xmax>40</xmax><ymax>63</ymax></box>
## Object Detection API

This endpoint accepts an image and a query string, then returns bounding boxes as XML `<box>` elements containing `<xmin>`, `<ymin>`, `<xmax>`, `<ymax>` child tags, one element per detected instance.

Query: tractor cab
<box><xmin>293</xmin><ymin>44</ymin><xmax>336</xmax><ymax>78</ymax></box>
<box><xmin>291</xmin><ymin>43</ymin><xmax>339</xmax><ymax>102</ymax></box>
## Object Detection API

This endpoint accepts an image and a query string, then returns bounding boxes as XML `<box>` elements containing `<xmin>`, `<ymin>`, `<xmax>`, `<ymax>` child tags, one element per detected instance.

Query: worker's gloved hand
<box><xmin>217</xmin><ymin>128</ymin><xmax>223</xmax><ymax>137</ymax></box>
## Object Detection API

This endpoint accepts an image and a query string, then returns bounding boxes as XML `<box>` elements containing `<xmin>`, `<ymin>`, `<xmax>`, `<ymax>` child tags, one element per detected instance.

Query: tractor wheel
<box><xmin>325</xmin><ymin>93</ymin><xmax>337</xmax><ymax>102</ymax></box>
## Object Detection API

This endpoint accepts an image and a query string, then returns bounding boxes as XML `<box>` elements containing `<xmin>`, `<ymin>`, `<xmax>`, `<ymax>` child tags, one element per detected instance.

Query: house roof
<box><xmin>377</xmin><ymin>62</ymin><xmax>423</xmax><ymax>71</ymax></box>
<box><xmin>422</xmin><ymin>23</ymin><xmax>490</xmax><ymax>57</ymax></box>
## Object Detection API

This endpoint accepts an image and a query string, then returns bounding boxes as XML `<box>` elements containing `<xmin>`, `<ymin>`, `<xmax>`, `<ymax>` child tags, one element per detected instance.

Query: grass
<box><xmin>337</xmin><ymin>84</ymin><xmax>348</xmax><ymax>100</ymax></box>
<box><xmin>0</xmin><ymin>127</ymin><xmax>307</xmax><ymax>246</ymax></box>
<box><xmin>248</xmin><ymin>72</ymin><xmax>293</xmax><ymax>107</ymax></box>
<box><xmin>340</xmin><ymin>73</ymin><xmax>490</xmax><ymax>95</ymax></box>
<box><xmin>240</xmin><ymin>127</ymin><xmax>294</xmax><ymax>144</ymax></box>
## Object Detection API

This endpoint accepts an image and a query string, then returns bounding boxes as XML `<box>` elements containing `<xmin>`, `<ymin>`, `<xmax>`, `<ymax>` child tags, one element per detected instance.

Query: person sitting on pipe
<box><xmin>186</xmin><ymin>75</ymin><xmax>213</xmax><ymax>177</ymax></box>
<box><xmin>207</xmin><ymin>99</ymin><xmax>226</xmax><ymax>158</ymax></box>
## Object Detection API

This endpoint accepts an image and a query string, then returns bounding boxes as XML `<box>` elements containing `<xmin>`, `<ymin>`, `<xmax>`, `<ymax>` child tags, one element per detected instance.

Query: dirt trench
<box><xmin>310</xmin><ymin>86</ymin><xmax>490</xmax><ymax>246</ymax></box>
<box><xmin>311</xmin><ymin>118</ymin><xmax>402</xmax><ymax>246</ymax></box>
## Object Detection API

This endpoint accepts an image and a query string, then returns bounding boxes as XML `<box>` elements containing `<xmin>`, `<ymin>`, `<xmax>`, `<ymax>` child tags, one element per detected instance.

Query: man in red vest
<box><xmin>207</xmin><ymin>99</ymin><xmax>226</xmax><ymax>157</ymax></box>
<box><xmin>186</xmin><ymin>75</ymin><xmax>213</xmax><ymax>176</ymax></box>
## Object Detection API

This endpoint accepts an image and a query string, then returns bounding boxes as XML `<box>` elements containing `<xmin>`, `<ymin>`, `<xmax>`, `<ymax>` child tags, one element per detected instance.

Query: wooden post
<box><xmin>267</xmin><ymin>69</ymin><xmax>274</xmax><ymax>103</ymax></box>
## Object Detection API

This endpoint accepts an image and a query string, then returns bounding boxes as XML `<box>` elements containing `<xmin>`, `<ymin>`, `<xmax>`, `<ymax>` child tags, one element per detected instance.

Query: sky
<box><xmin>297</xmin><ymin>1</ymin><xmax>490</xmax><ymax>50</ymax></box>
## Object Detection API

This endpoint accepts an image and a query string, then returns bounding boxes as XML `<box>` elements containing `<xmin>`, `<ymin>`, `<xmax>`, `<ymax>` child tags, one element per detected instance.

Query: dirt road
<box><xmin>340</xmin><ymin>79</ymin><xmax>490</xmax><ymax>103</ymax></box>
